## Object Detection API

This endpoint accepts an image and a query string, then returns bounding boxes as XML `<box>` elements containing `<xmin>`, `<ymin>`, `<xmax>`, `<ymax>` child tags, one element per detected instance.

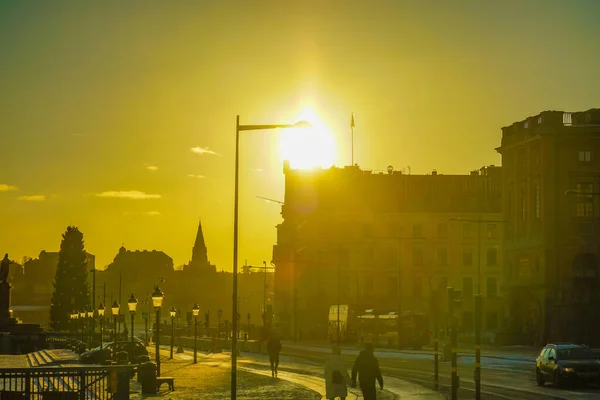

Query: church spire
<box><xmin>191</xmin><ymin>219</ymin><xmax>208</xmax><ymax>267</ymax></box>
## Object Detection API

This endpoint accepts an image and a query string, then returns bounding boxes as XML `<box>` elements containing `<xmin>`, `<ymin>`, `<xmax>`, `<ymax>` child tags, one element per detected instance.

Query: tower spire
<box><xmin>191</xmin><ymin>219</ymin><xmax>208</xmax><ymax>268</ymax></box>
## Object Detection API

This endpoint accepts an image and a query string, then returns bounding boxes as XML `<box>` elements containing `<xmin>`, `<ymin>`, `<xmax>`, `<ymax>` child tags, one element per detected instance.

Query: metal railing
<box><xmin>0</xmin><ymin>365</ymin><xmax>134</xmax><ymax>400</ymax></box>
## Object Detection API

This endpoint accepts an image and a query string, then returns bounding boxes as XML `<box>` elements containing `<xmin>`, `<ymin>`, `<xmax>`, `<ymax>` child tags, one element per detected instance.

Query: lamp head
<box><xmin>128</xmin><ymin>293</ymin><xmax>138</xmax><ymax>313</ymax></box>
<box><xmin>97</xmin><ymin>303</ymin><xmax>105</xmax><ymax>317</ymax></box>
<box><xmin>87</xmin><ymin>309</ymin><xmax>93</xmax><ymax>318</ymax></box>
<box><xmin>151</xmin><ymin>285</ymin><xmax>164</xmax><ymax>310</ymax></box>
<box><xmin>192</xmin><ymin>303</ymin><xmax>200</xmax><ymax>317</ymax></box>
<box><xmin>111</xmin><ymin>300</ymin><xmax>120</xmax><ymax>316</ymax></box>
<box><xmin>169</xmin><ymin>306</ymin><xmax>177</xmax><ymax>318</ymax></box>
<box><xmin>79</xmin><ymin>310</ymin><xmax>86</xmax><ymax>318</ymax></box>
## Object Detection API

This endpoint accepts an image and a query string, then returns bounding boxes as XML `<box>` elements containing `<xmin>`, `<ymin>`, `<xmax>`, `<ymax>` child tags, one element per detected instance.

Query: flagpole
<box><xmin>351</xmin><ymin>112</ymin><xmax>355</xmax><ymax>166</ymax></box>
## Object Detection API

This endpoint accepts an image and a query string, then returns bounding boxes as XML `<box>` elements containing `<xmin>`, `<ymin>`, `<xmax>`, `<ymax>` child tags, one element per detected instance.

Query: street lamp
<box><xmin>192</xmin><ymin>303</ymin><xmax>200</xmax><ymax>364</ymax></box>
<box><xmin>128</xmin><ymin>293</ymin><xmax>138</xmax><ymax>362</ymax></box>
<box><xmin>111</xmin><ymin>301</ymin><xmax>120</xmax><ymax>342</ymax></box>
<box><xmin>169</xmin><ymin>306</ymin><xmax>176</xmax><ymax>359</ymax></box>
<box><xmin>231</xmin><ymin>116</ymin><xmax>310</xmax><ymax>399</ymax></box>
<box><xmin>98</xmin><ymin>304</ymin><xmax>105</xmax><ymax>350</ymax></box>
<box><xmin>151</xmin><ymin>286</ymin><xmax>164</xmax><ymax>377</ymax></box>
<box><xmin>87</xmin><ymin>308</ymin><xmax>93</xmax><ymax>348</ymax></box>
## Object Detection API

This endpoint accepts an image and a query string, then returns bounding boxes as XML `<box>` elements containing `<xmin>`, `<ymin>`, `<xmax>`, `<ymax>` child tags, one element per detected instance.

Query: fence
<box><xmin>0</xmin><ymin>365</ymin><xmax>134</xmax><ymax>400</ymax></box>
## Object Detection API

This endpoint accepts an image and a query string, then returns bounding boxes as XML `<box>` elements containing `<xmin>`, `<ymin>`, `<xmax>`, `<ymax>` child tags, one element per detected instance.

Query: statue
<box><xmin>0</xmin><ymin>254</ymin><xmax>9</xmax><ymax>284</ymax></box>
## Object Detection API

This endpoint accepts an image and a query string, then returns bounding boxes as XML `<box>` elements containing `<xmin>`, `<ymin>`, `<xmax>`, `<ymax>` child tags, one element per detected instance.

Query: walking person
<box><xmin>324</xmin><ymin>345</ymin><xmax>350</xmax><ymax>400</ymax></box>
<box><xmin>267</xmin><ymin>333</ymin><xmax>282</xmax><ymax>377</ymax></box>
<box><xmin>351</xmin><ymin>343</ymin><xmax>383</xmax><ymax>400</ymax></box>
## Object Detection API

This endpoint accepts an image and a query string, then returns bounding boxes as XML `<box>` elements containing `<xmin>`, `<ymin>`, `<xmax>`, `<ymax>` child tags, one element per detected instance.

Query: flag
<box><xmin>351</xmin><ymin>113</ymin><xmax>355</xmax><ymax>129</ymax></box>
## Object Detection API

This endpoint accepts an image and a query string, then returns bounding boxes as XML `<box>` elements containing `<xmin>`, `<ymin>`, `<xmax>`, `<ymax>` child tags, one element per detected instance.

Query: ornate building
<box><xmin>272</xmin><ymin>163</ymin><xmax>504</xmax><ymax>340</ymax></box>
<box><xmin>496</xmin><ymin>108</ymin><xmax>600</xmax><ymax>346</ymax></box>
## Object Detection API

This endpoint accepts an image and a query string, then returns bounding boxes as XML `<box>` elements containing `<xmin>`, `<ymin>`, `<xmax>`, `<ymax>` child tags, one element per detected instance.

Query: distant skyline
<box><xmin>1</xmin><ymin>1</ymin><xmax>599</xmax><ymax>269</ymax></box>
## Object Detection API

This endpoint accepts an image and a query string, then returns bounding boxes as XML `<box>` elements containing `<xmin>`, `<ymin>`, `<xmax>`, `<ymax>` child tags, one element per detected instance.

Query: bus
<box><xmin>357</xmin><ymin>310</ymin><xmax>430</xmax><ymax>349</ymax></box>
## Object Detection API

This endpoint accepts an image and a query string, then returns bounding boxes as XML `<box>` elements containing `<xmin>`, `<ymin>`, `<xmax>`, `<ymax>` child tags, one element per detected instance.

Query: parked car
<box><xmin>536</xmin><ymin>343</ymin><xmax>600</xmax><ymax>387</ymax></box>
<box><xmin>79</xmin><ymin>340</ymin><xmax>148</xmax><ymax>364</ymax></box>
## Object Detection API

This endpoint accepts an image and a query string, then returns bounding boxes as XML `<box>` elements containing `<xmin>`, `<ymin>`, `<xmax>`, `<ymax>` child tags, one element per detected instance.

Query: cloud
<box><xmin>0</xmin><ymin>184</ymin><xmax>18</xmax><ymax>192</ymax></box>
<box><xmin>146</xmin><ymin>211</ymin><xmax>162</xmax><ymax>216</ymax></box>
<box><xmin>96</xmin><ymin>191</ymin><xmax>161</xmax><ymax>200</ymax></box>
<box><xmin>252</xmin><ymin>168</ymin><xmax>263</xmax><ymax>172</ymax></box>
<box><xmin>187</xmin><ymin>174</ymin><xmax>206</xmax><ymax>179</ymax></box>
<box><xmin>18</xmin><ymin>195</ymin><xmax>45</xmax><ymax>201</ymax></box>
<box><xmin>191</xmin><ymin>146</ymin><xmax>221</xmax><ymax>156</ymax></box>
<box><xmin>145</xmin><ymin>164</ymin><xmax>158</xmax><ymax>171</ymax></box>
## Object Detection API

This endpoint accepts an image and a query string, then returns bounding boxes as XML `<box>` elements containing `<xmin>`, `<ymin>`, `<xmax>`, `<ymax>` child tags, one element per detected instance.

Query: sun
<box><xmin>278</xmin><ymin>109</ymin><xmax>336</xmax><ymax>169</ymax></box>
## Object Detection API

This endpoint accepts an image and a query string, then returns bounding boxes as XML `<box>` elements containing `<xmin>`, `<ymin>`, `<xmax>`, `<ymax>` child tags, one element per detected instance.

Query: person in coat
<box><xmin>324</xmin><ymin>345</ymin><xmax>350</xmax><ymax>400</ymax></box>
<box><xmin>351</xmin><ymin>343</ymin><xmax>383</xmax><ymax>400</ymax></box>
<box><xmin>266</xmin><ymin>333</ymin><xmax>282</xmax><ymax>377</ymax></box>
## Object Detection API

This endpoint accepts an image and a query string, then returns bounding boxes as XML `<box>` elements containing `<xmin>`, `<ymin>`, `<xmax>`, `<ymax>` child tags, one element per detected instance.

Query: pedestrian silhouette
<box><xmin>324</xmin><ymin>345</ymin><xmax>350</xmax><ymax>400</ymax></box>
<box><xmin>351</xmin><ymin>343</ymin><xmax>383</xmax><ymax>400</ymax></box>
<box><xmin>266</xmin><ymin>333</ymin><xmax>282</xmax><ymax>377</ymax></box>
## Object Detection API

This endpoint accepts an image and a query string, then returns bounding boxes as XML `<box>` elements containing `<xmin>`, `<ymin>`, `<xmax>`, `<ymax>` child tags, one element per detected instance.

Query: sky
<box><xmin>1</xmin><ymin>0</ymin><xmax>599</xmax><ymax>270</ymax></box>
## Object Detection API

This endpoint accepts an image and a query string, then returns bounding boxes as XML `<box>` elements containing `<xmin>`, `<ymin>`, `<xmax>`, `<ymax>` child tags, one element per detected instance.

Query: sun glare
<box><xmin>279</xmin><ymin>109</ymin><xmax>336</xmax><ymax>169</ymax></box>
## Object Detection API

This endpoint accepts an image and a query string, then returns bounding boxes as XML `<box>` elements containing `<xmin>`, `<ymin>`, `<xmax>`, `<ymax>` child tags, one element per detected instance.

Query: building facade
<box><xmin>496</xmin><ymin>108</ymin><xmax>600</xmax><ymax>346</ymax></box>
<box><xmin>272</xmin><ymin>163</ymin><xmax>504</xmax><ymax>341</ymax></box>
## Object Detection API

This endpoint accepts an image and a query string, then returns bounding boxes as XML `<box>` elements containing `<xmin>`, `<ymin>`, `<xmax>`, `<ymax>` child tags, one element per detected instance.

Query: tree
<box><xmin>49</xmin><ymin>226</ymin><xmax>90</xmax><ymax>330</ymax></box>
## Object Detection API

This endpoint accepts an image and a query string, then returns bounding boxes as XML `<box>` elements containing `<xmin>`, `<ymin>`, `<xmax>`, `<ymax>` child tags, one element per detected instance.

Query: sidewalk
<box><xmin>139</xmin><ymin>346</ymin><xmax>321</xmax><ymax>399</ymax></box>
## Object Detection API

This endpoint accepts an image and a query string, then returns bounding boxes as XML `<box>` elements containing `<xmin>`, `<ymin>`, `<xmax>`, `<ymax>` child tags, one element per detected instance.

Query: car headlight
<box><xmin>563</xmin><ymin>367</ymin><xmax>575</xmax><ymax>373</ymax></box>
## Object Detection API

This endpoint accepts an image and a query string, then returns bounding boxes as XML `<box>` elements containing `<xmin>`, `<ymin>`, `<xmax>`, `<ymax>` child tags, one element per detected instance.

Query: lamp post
<box><xmin>79</xmin><ymin>310</ymin><xmax>86</xmax><ymax>343</ymax></box>
<box><xmin>192</xmin><ymin>303</ymin><xmax>200</xmax><ymax>364</ymax></box>
<box><xmin>111</xmin><ymin>301</ymin><xmax>120</xmax><ymax>342</ymax></box>
<box><xmin>128</xmin><ymin>293</ymin><xmax>138</xmax><ymax>362</ymax></box>
<box><xmin>151</xmin><ymin>286</ymin><xmax>164</xmax><ymax>377</ymax></box>
<box><xmin>169</xmin><ymin>306</ymin><xmax>176</xmax><ymax>359</ymax></box>
<box><xmin>87</xmin><ymin>308</ymin><xmax>93</xmax><ymax>348</ymax></box>
<box><xmin>98</xmin><ymin>304</ymin><xmax>105</xmax><ymax>351</ymax></box>
<box><xmin>231</xmin><ymin>116</ymin><xmax>310</xmax><ymax>399</ymax></box>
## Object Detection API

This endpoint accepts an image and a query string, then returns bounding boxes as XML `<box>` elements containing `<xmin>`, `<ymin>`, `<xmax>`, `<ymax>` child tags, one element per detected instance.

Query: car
<box><xmin>535</xmin><ymin>343</ymin><xmax>600</xmax><ymax>387</ymax></box>
<box><xmin>79</xmin><ymin>340</ymin><xmax>148</xmax><ymax>365</ymax></box>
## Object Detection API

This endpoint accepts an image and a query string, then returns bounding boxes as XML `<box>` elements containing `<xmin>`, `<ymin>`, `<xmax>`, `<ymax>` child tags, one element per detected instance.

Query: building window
<box><xmin>537</xmin><ymin>116</ymin><xmax>542</xmax><ymax>124</ymax></box>
<box><xmin>462</xmin><ymin>277</ymin><xmax>473</xmax><ymax>298</ymax></box>
<box><xmin>437</xmin><ymin>247</ymin><xmax>448</xmax><ymax>266</ymax></box>
<box><xmin>388</xmin><ymin>277</ymin><xmax>398</xmax><ymax>298</ymax></box>
<box><xmin>413</xmin><ymin>277</ymin><xmax>423</xmax><ymax>297</ymax></box>
<box><xmin>386</xmin><ymin>247</ymin><xmax>397</xmax><ymax>266</ymax></box>
<box><xmin>413</xmin><ymin>247</ymin><xmax>424</xmax><ymax>266</ymax></box>
<box><xmin>437</xmin><ymin>223</ymin><xmax>448</xmax><ymax>239</ymax></box>
<box><xmin>462</xmin><ymin>223</ymin><xmax>474</xmax><ymax>240</ymax></box>
<box><xmin>578</xmin><ymin>151</ymin><xmax>592</xmax><ymax>162</ymax></box>
<box><xmin>486</xmin><ymin>248</ymin><xmax>498</xmax><ymax>266</ymax></box>
<box><xmin>486</xmin><ymin>312</ymin><xmax>498</xmax><ymax>330</ymax></box>
<box><xmin>463</xmin><ymin>249</ymin><xmax>473</xmax><ymax>266</ymax></box>
<box><xmin>575</xmin><ymin>183</ymin><xmax>594</xmax><ymax>217</ymax></box>
<box><xmin>486</xmin><ymin>224</ymin><xmax>498</xmax><ymax>239</ymax></box>
<box><xmin>487</xmin><ymin>277</ymin><xmax>497</xmax><ymax>297</ymax></box>
<box><xmin>438</xmin><ymin>277</ymin><xmax>448</xmax><ymax>291</ymax></box>
<box><xmin>534</xmin><ymin>184</ymin><xmax>541</xmax><ymax>220</ymax></box>
<box><xmin>413</xmin><ymin>223</ymin><xmax>423</xmax><ymax>239</ymax></box>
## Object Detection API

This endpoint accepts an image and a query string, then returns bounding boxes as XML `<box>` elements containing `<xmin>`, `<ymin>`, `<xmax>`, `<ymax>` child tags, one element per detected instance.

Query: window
<box><xmin>462</xmin><ymin>277</ymin><xmax>473</xmax><ymax>298</ymax></box>
<box><xmin>548</xmin><ymin>348</ymin><xmax>556</xmax><ymax>360</ymax></box>
<box><xmin>486</xmin><ymin>224</ymin><xmax>498</xmax><ymax>239</ymax></box>
<box><xmin>486</xmin><ymin>248</ymin><xmax>498</xmax><ymax>266</ymax></box>
<box><xmin>463</xmin><ymin>249</ymin><xmax>473</xmax><ymax>266</ymax></box>
<box><xmin>463</xmin><ymin>223</ymin><xmax>474</xmax><ymax>239</ymax></box>
<box><xmin>386</xmin><ymin>247</ymin><xmax>397</xmax><ymax>266</ymax></box>
<box><xmin>537</xmin><ymin>116</ymin><xmax>542</xmax><ymax>124</ymax></box>
<box><xmin>487</xmin><ymin>277</ymin><xmax>497</xmax><ymax>297</ymax></box>
<box><xmin>413</xmin><ymin>247</ymin><xmax>424</xmax><ymax>266</ymax></box>
<box><xmin>578</xmin><ymin>151</ymin><xmax>592</xmax><ymax>162</ymax></box>
<box><xmin>437</xmin><ymin>223</ymin><xmax>448</xmax><ymax>239</ymax></box>
<box><xmin>413</xmin><ymin>277</ymin><xmax>423</xmax><ymax>297</ymax></box>
<box><xmin>534</xmin><ymin>184</ymin><xmax>540</xmax><ymax>220</ymax></box>
<box><xmin>575</xmin><ymin>183</ymin><xmax>594</xmax><ymax>217</ymax></box>
<box><xmin>486</xmin><ymin>312</ymin><xmax>498</xmax><ymax>330</ymax></box>
<box><xmin>388</xmin><ymin>277</ymin><xmax>398</xmax><ymax>298</ymax></box>
<box><xmin>413</xmin><ymin>223</ymin><xmax>423</xmax><ymax>239</ymax></box>
<box><xmin>438</xmin><ymin>277</ymin><xmax>448</xmax><ymax>291</ymax></box>
<box><xmin>437</xmin><ymin>247</ymin><xmax>448</xmax><ymax>266</ymax></box>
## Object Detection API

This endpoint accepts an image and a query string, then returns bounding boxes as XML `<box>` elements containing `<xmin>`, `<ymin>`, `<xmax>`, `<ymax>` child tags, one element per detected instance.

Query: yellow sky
<box><xmin>1</xmin><ymin>1</ymin><xmax>599</xmax><ymax>270</ymax></box>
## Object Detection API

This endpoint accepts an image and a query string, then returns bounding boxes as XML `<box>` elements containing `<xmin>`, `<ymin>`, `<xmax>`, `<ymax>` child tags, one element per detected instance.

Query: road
<box><xmin>261</xmin><ymin>343</ymin><xmax>600</xmax><ymax>400</ymax></box>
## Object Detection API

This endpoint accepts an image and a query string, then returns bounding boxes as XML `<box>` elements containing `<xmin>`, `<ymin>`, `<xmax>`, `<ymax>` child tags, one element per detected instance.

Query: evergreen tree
<box><xmin>49</xmin><ymin>226</ymin><xmax>90</xmax><ymax>330</ymax></box>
